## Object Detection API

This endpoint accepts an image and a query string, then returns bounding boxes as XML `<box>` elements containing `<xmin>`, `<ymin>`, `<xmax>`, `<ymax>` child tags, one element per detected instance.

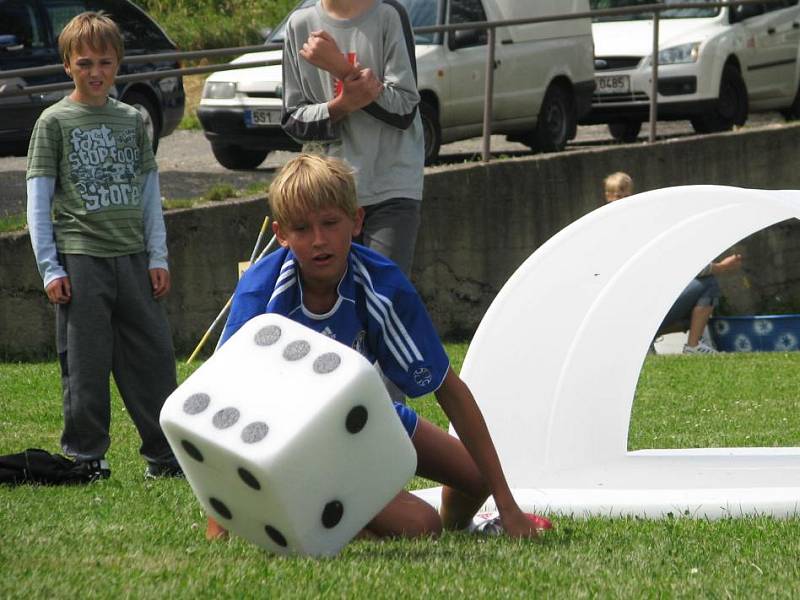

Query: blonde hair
<box><xmin>604</xmin><ymin>171</ymin><xmax>634</xmax><ymax>202</ymax></box>
<box><xmin>59</xmin><ymin>11</ymin><xmax>124</xmax><ymax>64</ymax></box>
<box><xmin>269</xmin><ymin>154</ymin><xmax>358</xmax><ymax>226</ymax></box>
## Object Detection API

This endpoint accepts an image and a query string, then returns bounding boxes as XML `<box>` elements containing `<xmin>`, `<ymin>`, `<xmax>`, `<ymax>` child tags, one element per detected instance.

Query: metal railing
<box><xmin>0</xmin><ymin>0</ymin><xmax>783</xmax><ymax>162</ymax></box>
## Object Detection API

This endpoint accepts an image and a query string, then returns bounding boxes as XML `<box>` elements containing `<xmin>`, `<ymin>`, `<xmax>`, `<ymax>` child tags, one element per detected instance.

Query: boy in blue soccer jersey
<box><xmin>206</xmin><ymin>154</ymin><xmax>551</xmax><ymax>541</ymax></box>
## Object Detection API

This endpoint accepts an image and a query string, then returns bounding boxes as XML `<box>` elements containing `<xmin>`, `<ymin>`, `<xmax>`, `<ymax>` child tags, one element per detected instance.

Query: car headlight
<box><xmin>647</xmin><ymin>42</ymin><xmax>701</xmax><ymax>65</ymax></box>
<box><xmin>203</xmin><ymin>81</ymin><xmax>236</xmax><ymax>99</ymax></box>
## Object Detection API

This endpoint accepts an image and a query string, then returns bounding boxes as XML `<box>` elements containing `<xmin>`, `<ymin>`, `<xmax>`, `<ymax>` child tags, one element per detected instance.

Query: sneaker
<box><xmin>145</xmin><ymin>462</ymin><xmax>184</xmax><ymax>479</ymax></box>
<box><xmin>76</xmin><ymin>458</ymin><xmax>111</xmax><ymax>482</ymax></box>
<box><xmin>683</xmin><ymin>340</ymin><xmax>717</xmax><ymax>354</ymax></box>
<box><xmin>469</xmin><ymin>511</ymin><xmax>553</xmax><ymax>535</ymax></box>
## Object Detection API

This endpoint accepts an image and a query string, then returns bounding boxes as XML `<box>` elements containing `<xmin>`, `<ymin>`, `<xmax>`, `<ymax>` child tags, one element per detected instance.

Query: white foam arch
<box><xmin>416</xmin><ymin>186</ymin><xmax>800</xmax><ymax>518</ymax></box>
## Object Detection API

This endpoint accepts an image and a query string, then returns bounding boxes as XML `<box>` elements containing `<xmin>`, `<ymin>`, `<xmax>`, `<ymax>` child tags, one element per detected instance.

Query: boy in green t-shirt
<box><xmin>26</xmin><ymin>12</ymin><xmax>180</xmax><ymax>480</ymax></box>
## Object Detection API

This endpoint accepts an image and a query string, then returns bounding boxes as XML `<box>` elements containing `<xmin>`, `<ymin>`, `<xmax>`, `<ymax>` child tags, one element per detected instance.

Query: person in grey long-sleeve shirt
<box><xmin>282</xmin><ymin>0</ymin><xmax>424</xmax><ymax>277</ymax></box>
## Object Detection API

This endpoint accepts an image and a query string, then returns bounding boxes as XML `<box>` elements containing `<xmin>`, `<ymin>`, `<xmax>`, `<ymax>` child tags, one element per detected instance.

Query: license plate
<box><xmin>595</xmin><ymin>75</ymin><xmax>630</xmax><ymax>95</ymax></box>
<box><xmin>244</xmin><ymin>108</ymin><xmax>280</xmax><ymax>127</ymax></box>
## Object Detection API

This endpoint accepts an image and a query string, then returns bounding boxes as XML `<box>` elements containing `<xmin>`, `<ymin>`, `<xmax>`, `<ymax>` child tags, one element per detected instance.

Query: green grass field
<box><xmin>2</xmin><ymin>350</ymin><xmax>800</xmax><ymax>597</ymax></box>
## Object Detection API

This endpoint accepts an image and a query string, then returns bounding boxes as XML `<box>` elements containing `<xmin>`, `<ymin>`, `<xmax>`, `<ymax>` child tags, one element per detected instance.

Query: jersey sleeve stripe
<box><xmin>364</xmin><ymin>300</ymin><xmax>411</xmax><ymax>370</ymax></box>
<box><xmin>353</xmin><ymin>256</ymin><xmax>424</xmax><ymax>361</ymax></box>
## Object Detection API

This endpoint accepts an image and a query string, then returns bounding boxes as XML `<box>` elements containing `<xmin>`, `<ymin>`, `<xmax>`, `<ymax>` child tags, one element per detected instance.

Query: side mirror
<box><xmin>0</xmin><ymin>34</ymin><xmax>23</xmax><ymax>51</ymax></box>
<box><xmin>449</xmin><ymin>28</ymin><xmax>484</xmax><ymax>50</ymax></box>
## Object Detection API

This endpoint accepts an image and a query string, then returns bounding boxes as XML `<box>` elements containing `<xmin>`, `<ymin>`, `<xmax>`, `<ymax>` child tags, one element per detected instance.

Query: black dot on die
<box><xmin>237</xmin><ymin>467</ymin><xmax>261</xmax><ymax>490</ymax></box>
<box><xmin>321</xmin><ymin>500</ymin><xmax>344</xmax><ymax>528</ymax></box>
<box><xmin>283</xmin><ymin>340</ymin><xmax>311</xmax><ymax>361</ymax></box>
<box><xmin>210</xmin><ymin>497</ymin><xmax>232</xmax><ymax>520</ymax></box>
<box><xmin>183</xmin><ymin>392</ymin><xmax>210</xmax><ymax>415</ymax></box>
<box><xmin>241</xmin><ymin>421</ymin><xmax>269</xmax><ymax>444</ymax></box>
<box><xmin>181</xmin><ymin>439</ymin><xmax>204</xmax><ymax>462</ymax></box>
<box><xmin>254</xmin><ymin>325</ymin><xmax>281</xmax><ymax>346</ymax></box>
<box><xmin>313</xmin><ymin>352</ymin><xmax>341</xmax><ymax>374</ymax></box>
<box><xmin>265</xmin><ymin>525</ymin><xmax>288</xmax><ymax>547</ymax></box>
<box><xmin>212</xmin><ymin>407</ymin><xmax>240</xmax><ymax>429</ymax></box>
<box><xmin>345</xmin><ymin>405</ymin><xmax>368</xmax><ymax>434</ymax></box>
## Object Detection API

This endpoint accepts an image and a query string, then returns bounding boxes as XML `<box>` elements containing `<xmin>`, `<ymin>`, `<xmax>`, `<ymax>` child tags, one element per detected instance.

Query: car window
<box><xmin>42</xmin><ymin>0</ymin><xmax>87</xmax><ymax>41</ymax></box>
<box><xmin>590</xmin><ymin>0</ymin><xmax>720</xmax><ymax>21</ymax></box>
<box><xmin>41</xmin><ymin>0</ymin><xmax>174</xmax><ymax>53</ymax></box>
<box><xmin>661</xmin><ymin>0</ymin><xmax>720</xmax><ymax>19</ymax></box>
<box><xmin>0</xmin><ymin>0</ymin><xmax>48</xmax><ymax>49</ymax></box>
<box><xmin>591</xmin><ymin>0</ymin><xmax>660</xmax><ymax>21</ymax></box>
<box><xmin>87</xmin><ymin>0</ymin><xmax>174</xmax><ymax>51</ymax></box>
<box><xmin>448</xmin><ymin>0</ymin><xmax>487</xmax><ymax>47</ymax></box>
<box><xmin>397</xmin><ymin>0</ymin><xmax>441</xmax><ymax>44</ymax></box>
<box><xmin>766</xmin><ymin>0</ymin><xmax>799</xmax><ymax>11</ymax></box>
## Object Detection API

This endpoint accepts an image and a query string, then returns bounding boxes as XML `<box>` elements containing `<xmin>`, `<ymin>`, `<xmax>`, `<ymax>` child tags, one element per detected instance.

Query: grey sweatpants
<box><xmin>359</xmin><ymin>198</ymin><xmax>421</xmax><ymax>277</ymax></box>
<box><xmin>57</xmin><ymin>252</ymin><xmax>177</xmax><ymax>465</ymax></box>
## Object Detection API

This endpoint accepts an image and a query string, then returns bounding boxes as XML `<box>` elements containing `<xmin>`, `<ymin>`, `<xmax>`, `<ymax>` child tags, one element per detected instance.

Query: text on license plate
<box><xmin>595</xmin><ymin>75</ymin><xmax>630</xmax><ymax>95</ymax></box>
<box><xmin>244</xmin><ymin>109</ymin><xmax>281</xmax><ymax>127</ymax></box>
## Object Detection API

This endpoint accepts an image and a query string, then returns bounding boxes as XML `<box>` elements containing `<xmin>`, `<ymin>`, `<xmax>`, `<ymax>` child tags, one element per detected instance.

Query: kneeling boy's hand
<box><xmin>206</xmin><ymin>516</ymin><xmax>228</xmax><ymax>540</ymax></box>
<box><xmin>149</xmin><ymin>268</ymin><xmax>171</xmax><ymax>299</ymax></box>
<box><xmin>500</xmin><ymin>508</ymin><xmax>549</xmax><ymax>539</ymax></box>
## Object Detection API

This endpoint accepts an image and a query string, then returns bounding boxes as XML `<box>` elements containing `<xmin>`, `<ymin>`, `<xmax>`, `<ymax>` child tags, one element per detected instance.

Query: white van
<box><xmin>197</xmin><ymin>0</ymin><xmax>594</xmax><ymax>168</ymax></box>
<box><xmin>583</xmin><ymin>0</ymin><xmax>800</xmax><ymax>141</ymax></box>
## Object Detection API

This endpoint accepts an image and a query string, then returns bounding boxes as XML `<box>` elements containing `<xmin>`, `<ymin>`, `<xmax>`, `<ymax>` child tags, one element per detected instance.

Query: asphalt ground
<box><xmin>0</xmin><ymin>112</ymin><xmax>785</xmax><ymax>219</ymax></box>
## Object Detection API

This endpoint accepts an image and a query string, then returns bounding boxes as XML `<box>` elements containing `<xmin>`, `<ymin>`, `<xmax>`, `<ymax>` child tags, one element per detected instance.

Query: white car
<box><xmin>583</xmin><ymin>0</ymin><xmax>800</xmax><ymax>141</ymax></box>
<box><xmin>197</xmin><ymin>0</ymin><xmax>595</xmax><ymax>169</ymax></box>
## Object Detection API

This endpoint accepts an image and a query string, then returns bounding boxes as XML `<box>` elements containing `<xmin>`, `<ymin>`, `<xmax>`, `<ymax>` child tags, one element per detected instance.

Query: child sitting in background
<box><xmin>603</xmin><ymin>171</ymin><xmax>742</xmax><ymax>354</ymax></box>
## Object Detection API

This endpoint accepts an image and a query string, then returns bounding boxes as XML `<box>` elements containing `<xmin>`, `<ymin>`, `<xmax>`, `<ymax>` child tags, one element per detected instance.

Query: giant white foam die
<box><xmin>160</xmin><ymin>313</ymin><xmax>417</xmax><ymax>556</ymax></box>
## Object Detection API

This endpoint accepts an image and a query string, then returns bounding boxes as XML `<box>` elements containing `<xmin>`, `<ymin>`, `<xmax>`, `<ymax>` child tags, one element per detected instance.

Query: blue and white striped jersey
<box><xmin>221</xmin><ymin>243</ymin><xmax>449</xmax><ymax>398</ymax></box>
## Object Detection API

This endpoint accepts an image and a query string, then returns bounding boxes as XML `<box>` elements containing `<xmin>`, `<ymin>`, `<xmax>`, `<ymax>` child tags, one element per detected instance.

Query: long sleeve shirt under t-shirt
<box><xmin>282</xmin><ymin>0</ymin><xmax>424</xmax><ymax>207</ymax></box>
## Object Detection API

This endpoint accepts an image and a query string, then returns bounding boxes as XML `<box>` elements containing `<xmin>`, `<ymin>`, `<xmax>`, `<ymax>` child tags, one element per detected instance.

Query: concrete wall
<box><xmin>3</xmin><ymin>124</ymin><xmax>800</xmax><ymax>358</ymax></box>
<box><xmin>415</xmin><ymin>125</ymin><xmax>800</xmax><ymax>335</ymax></box>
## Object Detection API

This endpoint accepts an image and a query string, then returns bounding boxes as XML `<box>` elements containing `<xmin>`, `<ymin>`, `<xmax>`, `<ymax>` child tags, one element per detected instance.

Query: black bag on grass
<box><xmin>0</xmin><ymin>448</ymin><xmax>95</xmax><ymax>485</ymax></box>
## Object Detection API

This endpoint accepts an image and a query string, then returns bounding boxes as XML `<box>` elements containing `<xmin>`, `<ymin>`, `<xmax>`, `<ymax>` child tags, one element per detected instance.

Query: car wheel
<box><xmin>211</xmin><ymin>144</ymin><xmax>269</xmax><ymax>170</ymax></box>
<box><xmin>420</xmin><ymin>100</ymin><xmax>441</xmax><ymax>165</ymax></box>
<box><xmin>780</xmin><ymin>84</ymin><xmax>800</xmax><ymax>121</ymax></box>
<box><xmin>690</xmin><ymin>64</ymin><xmax>748</xmax><ymax>134</ymax></box>
<box><xmin>530</xmin><ymin>83</ymin><xmax>574</xmax><ymax>153</ymax></box>
<box><xmin>121</xmin><ymin>91</ymin><xmax>161</xmax><ymax>154</ymax></box>
<box><xmin>608</xmin><ymin>121</ymin><xmax>642</xmax><ymax>143</ymax></box>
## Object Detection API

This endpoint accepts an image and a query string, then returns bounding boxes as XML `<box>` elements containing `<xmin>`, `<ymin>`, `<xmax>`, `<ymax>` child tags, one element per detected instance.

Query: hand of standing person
<box><xmin>45</xmin><ymin>276</ymin><xmax>71</xmax><ymax>304</ymax></box>
<box><xmin>329</xmin><ymin>67</ymin><xmax>383</xmax><ymax>120</ymax></box>
<box><xmin>149</xmin><ymin>268</ymin><xmax>171</xmax><ymax>299</ymax></box>
<box><xmin>301</xmin><ymin>30</ymin><xmax>357</xmax><ymax>80</ymax></box>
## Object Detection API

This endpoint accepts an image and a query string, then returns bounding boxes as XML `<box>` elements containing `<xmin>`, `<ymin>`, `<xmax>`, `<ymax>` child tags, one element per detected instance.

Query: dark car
<box><xmin>0</xmin><ymin>0</ymin><xmax>184</xmax><ymax>155</ymax></box>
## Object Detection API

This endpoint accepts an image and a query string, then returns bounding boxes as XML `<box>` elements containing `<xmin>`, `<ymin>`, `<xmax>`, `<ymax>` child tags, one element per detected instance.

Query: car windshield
<box><xmin>590</xmin><ymin>0</ymin><xmax>720</xmax><ymax>22</ymax></box>
<box><xmin>267</xmin><ymin>0</ymin><xmax>441</xmax><ymax>45</ymax></box>
<box><xmin>397</xmin><ymin>0</ymin><xmax>441</xmax><ymax>44</ymax></box>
